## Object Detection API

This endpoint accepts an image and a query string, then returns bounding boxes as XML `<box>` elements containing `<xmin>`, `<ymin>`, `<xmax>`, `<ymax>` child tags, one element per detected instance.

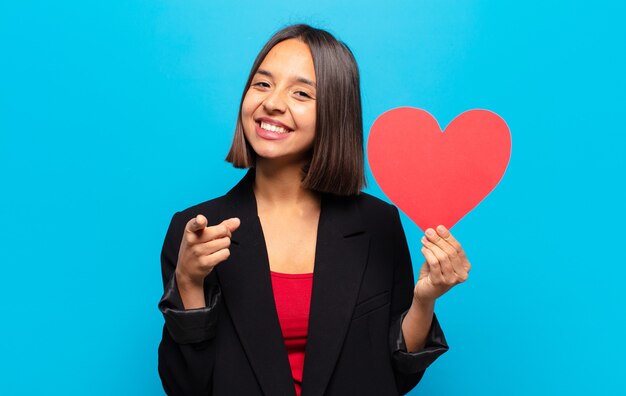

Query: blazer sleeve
<box><xmin>388</xmin><ymin>206</ymin><xmax>449</xmax><ymax>394</ymax></box>
<box><xmin>157</xmin><ymin>211</ymin><xmax>220</xmax><ymax>396</ymax></box>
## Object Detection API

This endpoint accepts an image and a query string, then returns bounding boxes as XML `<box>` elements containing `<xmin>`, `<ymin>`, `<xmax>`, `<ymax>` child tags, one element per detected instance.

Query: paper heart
<box><xmin>367</xmin><ymin>107</ymin><xmax>511</xmax><ymax>231</ymax></box>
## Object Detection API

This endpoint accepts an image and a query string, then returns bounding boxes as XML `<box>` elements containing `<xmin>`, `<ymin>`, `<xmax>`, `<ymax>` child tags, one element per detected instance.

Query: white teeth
<box><xmin>260</xmin><ymin>121</ymin><xmax>290</xmax><ymax>134</ymax></box>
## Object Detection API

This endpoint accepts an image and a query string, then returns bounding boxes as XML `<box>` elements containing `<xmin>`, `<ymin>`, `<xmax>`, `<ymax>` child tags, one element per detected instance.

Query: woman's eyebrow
<box><xmin>256</xmin><ymin>68</ymin><xmax>316</xmax><ymax>88</ymax></box>
<box><xmin>296</xmin><ymin>76</ymin><xmax>316</xmax><ymax>89</ymax></box>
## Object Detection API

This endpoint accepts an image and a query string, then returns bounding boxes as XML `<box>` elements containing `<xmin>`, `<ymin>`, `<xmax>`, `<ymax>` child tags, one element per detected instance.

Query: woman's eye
<box><xmin>295</xmin><ymin>91</ymin><xmax>312</xmax><ymax>99</ymax></box>
<box><xmin>253</xmin><ymin>81</ymin><xmax>270</xmax><ymax>88</ymax></box>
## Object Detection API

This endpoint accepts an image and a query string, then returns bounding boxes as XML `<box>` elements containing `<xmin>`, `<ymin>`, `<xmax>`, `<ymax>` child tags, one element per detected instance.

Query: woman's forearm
<box><xmin>401</xmin><ymin>297</ymin><xmax>435</xmax><ymax>352</ymax></box>
<box><xmin>176</xmin><ymin>271</ymin><xmax>207</xmax><ymax>309</ymax></box>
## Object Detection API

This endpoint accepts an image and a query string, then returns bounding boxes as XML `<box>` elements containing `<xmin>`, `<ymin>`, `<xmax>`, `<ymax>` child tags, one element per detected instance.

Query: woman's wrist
<box><xmin>402</xmin><ymin>297</ymin><xmax>436</xmax><ymax>353</ymax></box>
<box><xmin>175</xmin><ymin>269</ymin><xmax>207</xmax><ymax>309</ymax></box>
<box><xmin>412</xmin><ymin>289</ymin><xmax>437</xmax><ymax>309</ymax></box>
<box><xmin>175</xmin><ymin>267</ymin><xmax>206</xmax><ymax>288</ymax></box>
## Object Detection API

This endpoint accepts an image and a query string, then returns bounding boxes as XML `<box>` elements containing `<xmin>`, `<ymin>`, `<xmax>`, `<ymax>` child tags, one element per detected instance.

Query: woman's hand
<box><xmin>414</xmin><ymin>225</ymin><xmax>471</xmax><ymax>304</ymax></box>
<box><xmin>175</xmin><ymin>215</ymin><xmax>240</xmax><ymax>308</ymax></box>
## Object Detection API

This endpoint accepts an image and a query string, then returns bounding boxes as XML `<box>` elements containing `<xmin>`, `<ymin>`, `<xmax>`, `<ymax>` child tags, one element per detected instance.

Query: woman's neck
<box><xmin>253</xmin><ymin>159</ymin><xmax>320</xmax><ymax>209</ymax></box>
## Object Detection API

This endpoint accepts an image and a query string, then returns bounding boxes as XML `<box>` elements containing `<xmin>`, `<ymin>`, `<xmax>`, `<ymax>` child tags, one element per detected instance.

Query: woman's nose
<box><xmin>262</xmin><ymin>89</ymin><xmax>287</xmax><ymax>113</ymax></box>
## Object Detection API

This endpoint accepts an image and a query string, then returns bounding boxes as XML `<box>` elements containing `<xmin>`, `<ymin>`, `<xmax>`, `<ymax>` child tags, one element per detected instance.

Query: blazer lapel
<box><xmin>215</xmin><ymin>170</ymin><xmax>296</xmax><ymax>396</ymax></box>
<box><xmin>301</xmin><ymin>194</ymin><xmax>370</xmax><ymax>396</ymax></box>
<box><xmin>214</xmin><ymin>170</ymin><xmax>370</xmax><ymax>396</ymax></box>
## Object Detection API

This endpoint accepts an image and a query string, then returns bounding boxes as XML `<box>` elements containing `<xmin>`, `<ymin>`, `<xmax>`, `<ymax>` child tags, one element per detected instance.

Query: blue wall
<box><xmin>1</xmin><ymin>1</ymin><xmax>624</xmax><ymax>394</ymax></box>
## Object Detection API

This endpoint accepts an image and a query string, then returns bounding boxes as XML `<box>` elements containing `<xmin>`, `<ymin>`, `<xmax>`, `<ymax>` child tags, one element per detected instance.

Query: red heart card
<box><xmin>367</xmin><ymin>107</ymin><xmax>511</xmax><ymax>231</ymax></box>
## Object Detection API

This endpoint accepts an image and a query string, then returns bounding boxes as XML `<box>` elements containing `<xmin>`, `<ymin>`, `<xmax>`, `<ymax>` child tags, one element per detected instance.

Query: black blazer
<box><xmin>158</xmin><ymin>170</ymin><xmax>448</xmax><ymax>396</ymax></box>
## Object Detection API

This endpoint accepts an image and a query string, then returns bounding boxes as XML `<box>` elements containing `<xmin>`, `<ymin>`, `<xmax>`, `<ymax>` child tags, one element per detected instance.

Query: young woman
<box><xmin>158</xmin><ymin>24</ymin><xmax>471</xmax><ymax>396</ymax></box>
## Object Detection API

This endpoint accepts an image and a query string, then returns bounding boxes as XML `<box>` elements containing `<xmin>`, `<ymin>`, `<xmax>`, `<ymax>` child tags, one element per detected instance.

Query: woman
<box><xmin>158</xmin><ymin>24</ymin><xmax>471</xmax><ymax>396</ymax></box>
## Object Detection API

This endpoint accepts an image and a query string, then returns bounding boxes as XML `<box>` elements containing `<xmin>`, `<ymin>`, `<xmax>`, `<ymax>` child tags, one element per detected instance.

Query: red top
<box><xmin>270</xmin><ymin>271</ymin><xmax>314</xmax><ymax>396</ymax></box>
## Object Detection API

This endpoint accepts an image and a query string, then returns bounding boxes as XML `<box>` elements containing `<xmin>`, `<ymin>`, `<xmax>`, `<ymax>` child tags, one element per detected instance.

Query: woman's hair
<box><xmin>225</xmin><ymin>24</ymin><xmax>366</xmax><ymax>196</ymax></box>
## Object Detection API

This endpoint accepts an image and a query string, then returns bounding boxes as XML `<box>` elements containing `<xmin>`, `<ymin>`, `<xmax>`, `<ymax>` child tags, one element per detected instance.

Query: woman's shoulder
<box><xmin>335</xmin><ymin>191</ymin><xmax>399</xmax><ymax>221</ymax></box>
<box><xmin>354</xmin><ymin>191</ymin><xmax>394</xmax><ymax>209</ymax></box>
<box><xmin>171</xmin><ymin>171</ymin><xmax>253</xmax><ymax>224</ymax></box>
<box><xmin>184</xmin><ymin>195</ymin><xmax>228</xmax><ymax>212</ymax></box>
<box><xmin>332</xmin><ymin>192</ymin><xmax>403</xmax><ymax>241</ymax></box>
<box><xmin>169</xmin><ymin>194</ymin><xmax>231</xmax><ymax>227</ymax></box>
<box><xmin>341</xmin><ymin>190</ymin><xmax>393</xmax><ymax>209</ymax></box>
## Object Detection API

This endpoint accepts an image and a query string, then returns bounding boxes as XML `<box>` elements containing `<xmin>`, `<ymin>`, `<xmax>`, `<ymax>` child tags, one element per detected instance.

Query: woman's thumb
<box><xmin>223</xmin><ymin>217</ymin><xmax>241</xmax><ymax>232</ymax></box>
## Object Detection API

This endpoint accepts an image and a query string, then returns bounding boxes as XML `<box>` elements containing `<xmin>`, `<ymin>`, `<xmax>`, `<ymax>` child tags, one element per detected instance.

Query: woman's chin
<box><xmin>255</xmin><ymin>151</ymin><xmax>310</xmax><ymax>168</ymax></box>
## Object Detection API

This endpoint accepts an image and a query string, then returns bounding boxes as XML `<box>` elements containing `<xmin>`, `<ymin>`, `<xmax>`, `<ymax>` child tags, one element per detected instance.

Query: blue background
<box><xmin>1</xmin><ymin>1</ymin><xmax>625</xmax><ymax>394</ymax></box>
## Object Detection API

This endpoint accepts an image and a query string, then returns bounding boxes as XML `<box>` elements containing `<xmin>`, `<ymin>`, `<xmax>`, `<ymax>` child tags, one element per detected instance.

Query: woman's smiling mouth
<box><xmin>260</xmin><ymin>121</ymin><xmax>291</xmax><ymax>134</ymax></box>
<box><xmin>255</xmin><ymin>120</ymin><xmax>293</xmax><ymax>140</ymax></box>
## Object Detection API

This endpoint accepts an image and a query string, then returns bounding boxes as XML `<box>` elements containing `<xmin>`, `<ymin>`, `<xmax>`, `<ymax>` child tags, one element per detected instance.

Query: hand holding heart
<box><xmin>414</xmin><ymin>225</ymin><xmax>471</xmax><ymax>304</ymax></box>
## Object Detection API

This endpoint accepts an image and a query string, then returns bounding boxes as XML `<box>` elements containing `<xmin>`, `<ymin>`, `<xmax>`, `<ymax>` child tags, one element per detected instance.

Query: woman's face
<box><xmin>241</xmin><ymin>39</ymin><xmax>317</xmax><ymax>165</ymax></box>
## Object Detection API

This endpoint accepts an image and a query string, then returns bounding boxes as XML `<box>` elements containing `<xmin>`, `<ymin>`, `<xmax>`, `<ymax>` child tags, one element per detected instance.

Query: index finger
<box><xmin>435</xmin><ymin>225</ymin><xmax>465</xmax><ymax>255</ymax></box>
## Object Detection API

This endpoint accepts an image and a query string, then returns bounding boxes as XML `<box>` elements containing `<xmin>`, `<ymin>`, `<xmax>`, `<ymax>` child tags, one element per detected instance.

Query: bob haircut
<box><xmin>225</xmin><ymin>24</ymin><xmax>366</xmax><ymax>196</ymax></box>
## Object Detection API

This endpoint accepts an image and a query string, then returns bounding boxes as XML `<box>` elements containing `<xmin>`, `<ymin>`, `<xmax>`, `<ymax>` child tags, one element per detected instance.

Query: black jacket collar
<box><xmin>215</xmin><ymin>169</ymin><xmax>370</xmax><ymax>396</ymax></box>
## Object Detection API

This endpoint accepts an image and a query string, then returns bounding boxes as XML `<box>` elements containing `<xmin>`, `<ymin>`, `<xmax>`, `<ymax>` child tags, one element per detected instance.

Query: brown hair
<box><xmin>225</xmin><ymin>24</ymin><xmax>366</xmax><ymax>196</ymax></box>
